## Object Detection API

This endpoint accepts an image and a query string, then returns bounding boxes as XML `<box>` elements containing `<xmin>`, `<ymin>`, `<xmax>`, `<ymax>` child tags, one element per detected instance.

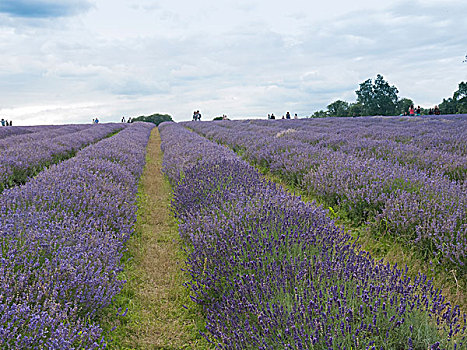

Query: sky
<box><xmin>0</xmin><ymin>0</ymin><xmax>466</xmax><ymax>125</ymax></box>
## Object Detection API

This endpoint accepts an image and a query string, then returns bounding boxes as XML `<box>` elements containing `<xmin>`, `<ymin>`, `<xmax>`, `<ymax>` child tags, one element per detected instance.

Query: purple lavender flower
<box><xmin>159</xmin><ymin>121</ymin><xmax>466</xmax><ymax>349</ymax></box>
<box><xmin>0</xmin><ymin>122</ymin><xmax>154</xmax><ymax>348</ymax></box>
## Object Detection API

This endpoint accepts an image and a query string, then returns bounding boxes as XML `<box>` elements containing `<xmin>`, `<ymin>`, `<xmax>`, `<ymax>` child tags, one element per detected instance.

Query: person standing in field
<box><xmin>1</xmin><ymin>118</ymin><xmax>5</xmax><ymax>126</ymax></box>
<box><xmin>409</xmin><ymin>105</ymin><xmax>415</xmax><ymax>116</ymax></box>
<box><xmin>197</xmin><ymin>110</ymin><xmax>202</xmax><ymax>121</ymax></box>
<box><xmin>286</xmin><ymin>111</ymin><xmax>291</xmax><ymax>119</ymax></box>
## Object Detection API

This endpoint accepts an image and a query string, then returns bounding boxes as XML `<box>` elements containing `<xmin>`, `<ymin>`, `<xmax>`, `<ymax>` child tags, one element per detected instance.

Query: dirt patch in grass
<box><xmin>104</xmin><ymin>127</ymin><xmax>211</xmax><ymax>349</ymax></box>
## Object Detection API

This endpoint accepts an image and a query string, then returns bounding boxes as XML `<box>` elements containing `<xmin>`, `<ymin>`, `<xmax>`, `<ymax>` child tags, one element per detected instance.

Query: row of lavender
<box><xmin>195</xmin><ymin>116</ymin><xmax>467</xmax><ymax>181</ymax></box>
<box><xmin>160</xmin><ymin>122</ymin><xmax>465</xmax><ymax>349</ymax></box>
<box><xmin>273</xmin><ymin>116</ymin><xmax>467</xmax><ymax>182</ymax></box>
<box><xmin>0</xmin><ymin>125</ymin><xmax>58</xmax><ymax>140</ymax></box>
<box><xmin>0</xmin><ymin>122</ymin><xmax>154</xmax><ymax>348</ymax></box>
<box><xmin>0</xmin><ymin>124</ymin><xmax>90</xmax><ymax>149</ymax></box>
<box><xmin>0</xmin><ymin>123</ymin><xmax>125</xmax><ymax>193</ymax></box>
<box><xmin>185</xmin><ymin>118</ymin><xmax>467</xmax><ymax>275</ymax></box>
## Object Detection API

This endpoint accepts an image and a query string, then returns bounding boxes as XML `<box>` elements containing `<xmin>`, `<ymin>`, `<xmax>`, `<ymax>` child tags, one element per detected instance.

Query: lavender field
<box><xmin>0</xmin><ymin>122</ymin><xmax>154</xmax><ymax>348</ymax></box>
<box><xmin>159</xmin><ymin>121</ymin><xmax>466</xmax><ymax>349</ymax></box>
<box><xmin>2</xmin><ymin>117</ymin><xmax>466</xmax><ymax>349</ymax></box>
<box><xmin>185</xmin><ymin>116</ymin><xmax>467</xmax><ymax>277</ymax></box>
<box><xmin>0</xmin><ymin>123</ymin><xmax>125</xmax><ymax>193</ymax></box>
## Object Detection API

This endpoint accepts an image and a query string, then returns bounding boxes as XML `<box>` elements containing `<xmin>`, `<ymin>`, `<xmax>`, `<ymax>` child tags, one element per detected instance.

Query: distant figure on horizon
<box><xmin>409</xmin><ymin>105</ymin><xmax>415</xmax><ymax>116</ymax></box>
<box><xmin>191</xmin><ymin>110</ymin><xmax>202</xmax><ymax>121</ymax></box>
<box><xmin>9</xmin><ymin>120</ymin><xmax>12</xmax><ymax>126</ymax></box>
<box><xmin>1</xmin><ymin>118</ymin><xmax>5</xmax><ymax>126</ymax></box>
<box><xmin>294</xmin><ymin>113</ymin><xmax>298</xmax><ymax>119</ymax></box>
<box><xmin>434</xmin><ymin>105</ymin><xmax>440</xmax><ymax>115</ymax></box>
<box><xmin>94</xmin><ymin>117</ymin><xmax>99</xmax><ymax>124</ymax></box>
<box><xmin>270</xmin><ymin>113</ymin><xmax>275</xmax><ymax>119</ymax></box>
<box><xmin>121</xmin><ymin>116</ymin><xmax>125</xmax><ymax>123</ymax></box>
<box><xmin>416</xmin><ymin>106</ymin><xmax>421</xmax><ymax>115</ymax></box>
<box><xmin>286</xmin><ymin>111</ymin><xmax>291</xmax><ymax>119</ymax></box>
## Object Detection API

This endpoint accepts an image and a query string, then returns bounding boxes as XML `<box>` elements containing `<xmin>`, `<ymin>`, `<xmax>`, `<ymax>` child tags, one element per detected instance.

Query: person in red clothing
<box><xmin>409</xmin><ymin>105</ymin><xmax>415</xmax><ymax>116</ymax></box>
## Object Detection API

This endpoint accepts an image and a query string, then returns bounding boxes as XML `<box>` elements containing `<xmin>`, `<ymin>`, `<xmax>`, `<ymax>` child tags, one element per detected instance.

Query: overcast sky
<box><xmin>0</xmin><ymin>0</ymin><xmax>466</xmax><ymax>125</ymax></box>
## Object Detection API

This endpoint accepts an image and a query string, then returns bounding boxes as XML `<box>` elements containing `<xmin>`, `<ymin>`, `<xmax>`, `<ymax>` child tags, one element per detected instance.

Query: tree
<box><xmin>130</xmin><ymin>113</ymin><xmax>173</xmax><ymax>125</ymax></box>
<box><xmin>396</xmin><ymin>98</ymin><xmax>413</xmax><ymax>115</ymax></box>
<box><xmin>327</xmin><ymin>100</ymin><xmax>349</xmax><ymax>117</ymax></box>
<box><xmin>355</xmin><ymin>78</ymin><xmax>374</xmax><ymax>115</ymax></box>
<box><xmin>457</xmin><ymin>103</ymin><xmax>467</xmax><ymax>114</ymax></box>
<box><xmin>348</xmin><ymin>103</ymin><xmax>364</xmax><ymax>117</ymax></box>
<box><xmin>439</xmin><ymin>98</ymin><xmax>457</xmax><ymax>114</ymax></box>
<box><xmin>355</xmin><ymin>74</ymin><xmax>399</xmax><ymax>116</ymax></box>
<box><xmin>453</xmin><ymin>81</ymin><xmax>467</xmax><ymax>101</ymax></box>
<box><xmin>436</xmin><ymin>82</ymin><xmax>467</xmax><ymax>114</ymax></box>
<box><xmin>311</xmin><ymin>110</ymin><xmax>328</xmax><ymax>118</ymax></box>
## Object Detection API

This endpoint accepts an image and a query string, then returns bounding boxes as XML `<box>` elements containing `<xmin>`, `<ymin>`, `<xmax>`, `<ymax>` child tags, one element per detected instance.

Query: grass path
<box><xmin>105</xmin><ymin>127</ymin><xmax>210</xmax><ymax>349</ymax></box>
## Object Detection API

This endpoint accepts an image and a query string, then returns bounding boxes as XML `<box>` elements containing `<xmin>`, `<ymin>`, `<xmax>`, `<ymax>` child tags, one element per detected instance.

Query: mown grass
<box><xmin>101</xmin><ymin>128</ymin><xmax>211</xmax><ymax>349</ymax></box>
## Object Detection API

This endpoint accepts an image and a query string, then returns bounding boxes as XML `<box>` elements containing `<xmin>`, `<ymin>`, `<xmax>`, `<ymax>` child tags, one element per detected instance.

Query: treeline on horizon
<box><xmin>311</xmin><ymin>75</ymin><xmax>467</xmax><ymax>118</ymax></box>
<box><xmin>130</xmin><ymin>113</ymin><xmax>173</xmax><ymax>125</ymax></box>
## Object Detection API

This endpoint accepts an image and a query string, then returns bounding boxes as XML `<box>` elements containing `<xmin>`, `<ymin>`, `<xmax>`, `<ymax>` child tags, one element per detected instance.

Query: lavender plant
<box><xmin>0</xmin><ymin>125</ymin><xmax>55</xmax><ymax>140</ymax></box>
<box><xmin>0</xmin><ymin>122</ymin><xmax>154</xmax><ymax>348</ymax></box>
<box><xmin>0</xmin><ymin>125</ymin><xmax>91</xmax><ymax>150</ymax></box>
<box><xmin>185</xmin><ymin>116</ymin><xmax>467</xmax><ymax>276</ymax></box>
<box><xmin>0</xmin><ymin>123</ymin><xmax>125</xmax><ymax>193</ymax></box>
<box><xmin>159</xmin><ymin>122</ymin><xmax>466</xmax><ymax>349</ymax></box>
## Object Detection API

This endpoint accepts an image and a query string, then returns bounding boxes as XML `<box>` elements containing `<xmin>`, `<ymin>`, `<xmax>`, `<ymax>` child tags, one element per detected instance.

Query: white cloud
<box><xmin>0</xmin><ymin>0</ymin><xmax>466</xmax><ymax>124</ymax></box>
